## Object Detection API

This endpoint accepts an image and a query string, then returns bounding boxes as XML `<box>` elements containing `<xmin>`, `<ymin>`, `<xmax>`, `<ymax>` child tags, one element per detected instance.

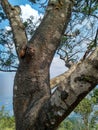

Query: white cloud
<box><xmin>50</xmin><ymin>56</ymin><xmax>67</xmax><ymax>78</ymax></box>
<box><xmin>20</xmin><ymin>4</ymin><xmax>43</xmax><ymax>23</ymax></box>
<box><xmin>5</xmin><ymin>26</ymin><xmax>11</xmax><ymax>31</ymax></box>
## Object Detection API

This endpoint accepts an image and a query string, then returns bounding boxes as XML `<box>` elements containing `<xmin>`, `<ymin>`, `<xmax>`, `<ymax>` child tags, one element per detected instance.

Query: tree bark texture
<box><xmin>1</xmin><ymin>0</ymin><xmax>98</xmax><ymax>130</ymax></box>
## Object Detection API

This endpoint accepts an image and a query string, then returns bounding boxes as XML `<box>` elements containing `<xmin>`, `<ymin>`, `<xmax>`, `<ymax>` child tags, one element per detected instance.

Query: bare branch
<box><xmin>0</xmin><ymin>69</ymin><xmax>17</xmax><ymax>72</ymax></box>
<box><xmin>90</xmin><ymin>14</ymin><xmax>98</xmax><ymax>19</ymax></box>
<box><xmin>82</xmin><ymin>28</ymin><xmax>98</xmax><ymax>60</ymax></box>
<box><xmin>1</xmin><ymin>0</ymin><xmax>28</xmax><ymax>59</ymax></box>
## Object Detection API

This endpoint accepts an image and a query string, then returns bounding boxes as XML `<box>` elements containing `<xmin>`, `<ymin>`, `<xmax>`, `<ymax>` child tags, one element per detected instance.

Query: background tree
<box><xmin>57</xmin><ymin>118</ymin><xmax>73</xmax><ymax>130</ymax></box>
<box><xmin>0</xmin><ymin>106</ymin><xmax>15</xmax><ymax>130</ymax></box>
<box><xmin>74</xmin><ymin>88</ymin><xmax>98</xmax><ymax>130</ymax></box>
<box><xmin>58</xmin><ymin>88</ymin><xmax>98</xmax><ymax>130</ymax></box>
<box><xmin>58</xmin><ymin>117</ymin><xmax>84</xmax><ymax>130</ymax></box>
<box><xmin>0</xmin><ymin>0</ymin><xmax>98</xmax><ymax>130</ymax></box>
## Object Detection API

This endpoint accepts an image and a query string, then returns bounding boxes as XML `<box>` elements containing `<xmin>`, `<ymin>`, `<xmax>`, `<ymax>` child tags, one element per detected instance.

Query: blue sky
<box><xmin>9</xmin><ymin>0</ymin><xmax>46</xmax><ymax>13</ymax></box>
<box><xmin>0</xmin><ymin>0</ymin><xmax>67</xmax><ymax>111</ymax></box>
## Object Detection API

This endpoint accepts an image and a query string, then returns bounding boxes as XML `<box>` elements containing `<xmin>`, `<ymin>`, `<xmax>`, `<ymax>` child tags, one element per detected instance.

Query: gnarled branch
<box><xmin>38</xmin><ymin>46</ymin><xmax>98</xmax><ymax>129</ymax></box>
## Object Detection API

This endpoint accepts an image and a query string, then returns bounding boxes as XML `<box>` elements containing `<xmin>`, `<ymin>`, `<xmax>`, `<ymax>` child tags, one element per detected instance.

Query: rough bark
<box><xmin>1</xmin><ymin>0</ymin><xmax>98</xmax><ymax>130</ymax></box>
<box><xmin>1</xmin><ymin>0</ymin><xmax>27</xmax><ymax>58</ymax></box>
<box><xmin>38</xmin><ymin>50</ymin><xmax>98</xmax><ymax>129</ymax></box>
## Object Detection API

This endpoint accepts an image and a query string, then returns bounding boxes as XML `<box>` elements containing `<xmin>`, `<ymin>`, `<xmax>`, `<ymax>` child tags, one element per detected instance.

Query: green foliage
<box><xmin>74</xmin><ymin>88</ymin><xmax>98</xmax><ymax>130</ymax></box>
<box><xmin>0</xmin><ymin>106</ymin><xmax>15</xmax><ymax>130</ymax></box>
<box><xmin>57</xmin><ymin>118</ymin><xmax>73</xmax><ymax>130</ymax></box>
<box><xmin>90</xmin><ymin>110</ymin><xmax>98</xmax><ymax>129</ymax></box>
<box><xmin>93</xmin><ymin>88</ymin><xmax>98</xmax><ymax>103</ymax></box>
<box><xmin>58</xmin><ymin>118</ymin><xmax>85</xmax><ymax>130</ymax></box>
<box><xmin>74</xmin><ymin>98</ymin><xmax>93</xmax><ymax>115</ymax></box>
<box><xmin>23</xmin><ymin>21</ymin><xmax>28</xmax><ymax>28</ymax></box>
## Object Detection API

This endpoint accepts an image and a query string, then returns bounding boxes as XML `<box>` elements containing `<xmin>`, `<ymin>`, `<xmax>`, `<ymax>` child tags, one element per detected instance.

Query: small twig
<box><xmin>0</xmin><ymin>69</ymin><xmax>17</xmax><ymax>72</ymax></box>
<box><xmin>82</xmin><ymin>28</ymin><xmax>98</xmax><ymax>60</ymax></box>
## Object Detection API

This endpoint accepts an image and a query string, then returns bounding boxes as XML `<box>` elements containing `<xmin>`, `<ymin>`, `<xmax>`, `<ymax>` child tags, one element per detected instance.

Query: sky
<box><xmin>0</xmin><ymin>1</ymin><xmax>67</xmax><ymax>112</ymax></box>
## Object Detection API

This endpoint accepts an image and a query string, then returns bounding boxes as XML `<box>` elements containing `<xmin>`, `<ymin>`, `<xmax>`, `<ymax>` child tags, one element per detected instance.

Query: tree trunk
<box><xmin>13</xmin><ymin>57</ymin><xmax>50</xmax><ymax>129</ymax></box>
<box><xmin>1</xmin><ymin>0</ymin><xmax>98</xmax><ymax>130</ymax></box>
<box><xmin>0</xmin><ymin>0</ymin><xmax>73</xmax><ymax>129</ymax></box>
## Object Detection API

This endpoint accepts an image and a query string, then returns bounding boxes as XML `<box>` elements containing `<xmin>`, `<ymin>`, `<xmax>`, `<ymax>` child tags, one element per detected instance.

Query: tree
<box><xmin>58</xmin><ymin>117</ymin><xmax>84</xmax><ymax>130</ymax></box>
<box><xmin>0</xmin><ymin>106</ymin><xmax>15</xmax><ymax>130</ymax></box>
<box><xmin>57</xmin><ymin>118</ymin><xmax>73</xmax><ymax>130</ymax></box>
<box><xmin>74</xmin><ymin>88</ymin><xmax>98</xmax><ymax>130</ymax></box>
<box><xmin>0</xmin><ymin>0</ymin><xmax>98</xmax><ymax>130</ymax></box>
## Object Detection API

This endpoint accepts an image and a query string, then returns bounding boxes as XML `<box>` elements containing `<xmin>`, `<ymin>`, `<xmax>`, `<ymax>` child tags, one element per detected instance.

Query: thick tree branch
<box><xmin>1</xmin><ymin>0</ymin><xmax>27</xmax><ymax>59</ymax></box>
<box><xmin>28</xmin><ymin>0</ymin><xmax>74</xmax><ymax>65</ymax></box>
<box><xmin>50</xmin><ymin>68</ymin><xmax>74</xmax><ymax>89</ymax></box>
<box><xmin>36</xmin><ymin>47</ymin><xmax>98</xmax><ymax>129</ymax></box>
